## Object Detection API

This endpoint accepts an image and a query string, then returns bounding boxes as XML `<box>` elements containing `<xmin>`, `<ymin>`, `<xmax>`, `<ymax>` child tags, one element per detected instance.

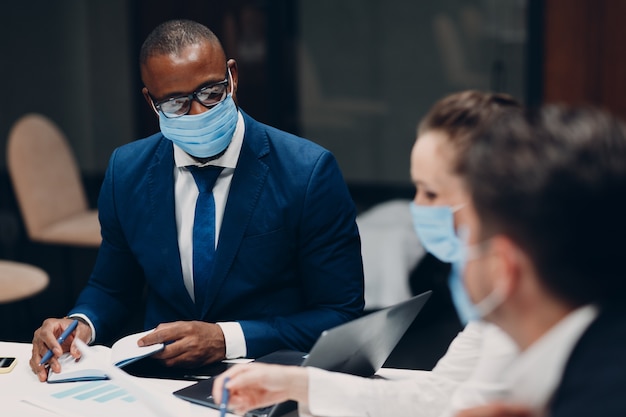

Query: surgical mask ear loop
<box><xmin>473</xmin><ymin>282</ymin><xmax>507</xmax><ymax>318</ymax></box>
<box><xmin>227</xmin><ymin>67</ymin><xmax>234</xmax><ymax>96</ymax></box>
<box><xmin>459</xmin><ymin>229</ymin><xmax>507</xmax><ymax>319</ymax></box>
<box><xmin>451</xmin><ymin>203</ymin><xmax>465</xmax><ymax>213</ymax></box>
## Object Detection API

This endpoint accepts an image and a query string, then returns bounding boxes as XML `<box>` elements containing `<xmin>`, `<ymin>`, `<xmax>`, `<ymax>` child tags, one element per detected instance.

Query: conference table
<box><xmin>1</xmin><ymin>341</ymin><xmax>419</xmax><ymax>417</ymax></box>
<box><xmin>0</xmin><ymin>341</ymin><xmax>236</xmax><ymax>417</ymax></box>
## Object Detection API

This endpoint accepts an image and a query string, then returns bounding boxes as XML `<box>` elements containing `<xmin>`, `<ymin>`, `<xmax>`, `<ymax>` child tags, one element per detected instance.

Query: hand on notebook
<box><xmin>137</xmin><ymin>320</ymin><xmax>226</xmax><ymax>367</ymax></box>
<box><xmin>212</xmin><ymin>363</ymin><xmax>309</xmax><ymax>414</ymax></box>
<box><xmin>30</xmin><ymin>317</ymin><xmax>93</xmax><ymax>382</ymax></box>
<box><xmin>455</xmin><ymin>403</ymin><xmax>535</xmax><ymax>417</ymax></box>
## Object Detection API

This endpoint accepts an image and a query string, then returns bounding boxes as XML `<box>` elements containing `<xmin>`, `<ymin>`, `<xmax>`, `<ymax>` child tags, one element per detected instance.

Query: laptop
<box><xmin>173</xmin><ymin>290</ymin><xmax>432</xmax><ymax>417</ymax></box>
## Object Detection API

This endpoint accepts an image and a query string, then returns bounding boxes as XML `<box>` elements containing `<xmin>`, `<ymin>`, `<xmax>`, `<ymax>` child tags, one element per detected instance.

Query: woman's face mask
<box><xmin>410</xmin><ymin>202</ymin><xmax>505</xmax><ymax>324</ymax></box>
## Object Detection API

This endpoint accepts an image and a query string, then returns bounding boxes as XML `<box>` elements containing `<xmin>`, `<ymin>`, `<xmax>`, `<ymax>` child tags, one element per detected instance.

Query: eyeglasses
<box><xmin>150</xmin><ymin>76</ymin><xmax>229</xmax><ymax>118</ymax></box>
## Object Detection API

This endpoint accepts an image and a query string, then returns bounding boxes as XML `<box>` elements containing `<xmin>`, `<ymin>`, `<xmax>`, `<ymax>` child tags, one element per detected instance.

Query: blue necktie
<box><xmin>189</xmin><ymin>165</ymin><xmax>224</xmax><ymax>315</ymax></box>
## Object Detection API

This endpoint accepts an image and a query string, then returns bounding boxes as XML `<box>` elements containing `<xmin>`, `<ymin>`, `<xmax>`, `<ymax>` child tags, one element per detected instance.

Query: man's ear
<box><xmin>142</xmin><ymin>87</ymin><xmax>158</xmax><ymax>116</ymax></box>
<box><xmin>227</xmin><ymin>59</ymin><xmax>239</xmax><ymax>101</ymax></box>
<box><xmin>489</xmin><ymin>235</ymin><xmax>525</xmax><ymax>299</ymax></box>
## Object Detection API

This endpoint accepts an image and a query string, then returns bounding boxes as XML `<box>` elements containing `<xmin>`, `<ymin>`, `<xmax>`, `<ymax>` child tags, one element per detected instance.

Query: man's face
<box><xmin>141</xmin><ymin>41</ymin><xmax>237</xmax><ymax>116</ymax></box>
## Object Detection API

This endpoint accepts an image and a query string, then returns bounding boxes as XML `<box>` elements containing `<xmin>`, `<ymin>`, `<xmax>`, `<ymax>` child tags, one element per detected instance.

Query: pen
<box><xmin>219</xmin><ymin>376</ymin><xmax>230</xmax><ymax>417</ymax></box>
<box><xmin>39</xmin><ymin>319</ymin><xmax>79</xmax><ymax>365</ymax></box>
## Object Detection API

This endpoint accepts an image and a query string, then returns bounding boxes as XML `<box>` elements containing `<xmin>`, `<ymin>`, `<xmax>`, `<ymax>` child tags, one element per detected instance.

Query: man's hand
<box><xmin>138</xmin><ymin>321</ymin><xmax>226</xmax><ymax>367</ymax></box>
<box><xmin>29</xmin><ymin>317</ymin><xmax>93</xmax><ymax>382</ymax></box>
<box><xmin>212</xmin><ymin>363</ymin><xmax>309</xmax><ymax>415</ymax></box>
<box><xmin>456</xmin><ymin>403</ymin><xmax>535</xmax><ymax>417</ymax></box>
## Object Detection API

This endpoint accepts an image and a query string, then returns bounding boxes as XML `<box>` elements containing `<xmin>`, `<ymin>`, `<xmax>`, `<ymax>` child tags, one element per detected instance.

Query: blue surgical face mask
<box><xmin>409</xmin><ymin>202</ymin><xmax>465</xmax><ymax>263</ymax></box>
<box><xmin>453</xmin><ymin>242</ymin><xmax>507</xmax><ymax>325</ymax></box>
<box><xmin>409</xmin><ymin>201</ymin><xmax>505</xmax><ymax>324</ymax></box>
<box><xmin>159</xmin><ymin>93</ymin><xmax>238</xmax><ymax>158</ymax></box>
<box><xmin>448</xmin><ymin>262</ymin><xmax>480</xmax><ymax>324</ymax></box>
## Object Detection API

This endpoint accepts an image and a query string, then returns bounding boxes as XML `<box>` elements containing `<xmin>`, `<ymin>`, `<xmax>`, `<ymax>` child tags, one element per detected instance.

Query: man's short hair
<box><xmin>139</xmin><ymin>19</ymin><xmax>222</xmax><ymax>66</ymax></box>
<box><xmin>466</xmin><ymin>105</ymin><xmax>626</xmax><ymax>308</ymax></box>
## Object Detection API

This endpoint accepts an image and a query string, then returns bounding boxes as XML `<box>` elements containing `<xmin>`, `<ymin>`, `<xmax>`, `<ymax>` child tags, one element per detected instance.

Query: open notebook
<box><xmin>47</xmin><ymin>329</ymin><xmax>164</xmax><ymax>383</ymax></box>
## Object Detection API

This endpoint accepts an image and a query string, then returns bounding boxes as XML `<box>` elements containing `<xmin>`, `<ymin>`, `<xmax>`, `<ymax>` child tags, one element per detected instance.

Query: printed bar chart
<box><xmin>51</xmin><ymin>380</ymin><xmax>136</xmax><ymax>403</ymax></box>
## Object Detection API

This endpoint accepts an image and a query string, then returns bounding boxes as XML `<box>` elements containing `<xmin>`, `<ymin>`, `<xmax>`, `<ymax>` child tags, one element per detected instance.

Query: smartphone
<box><xmin>0</xmin><ymin>357</ymin><xmax>17</xmax><ymax>374</ymax></box>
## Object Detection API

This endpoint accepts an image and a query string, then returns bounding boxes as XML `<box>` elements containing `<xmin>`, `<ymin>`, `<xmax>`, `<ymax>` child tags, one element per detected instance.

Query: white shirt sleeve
<box><xmin>430</xmin><ymin>321</ymin><xmax>485</xmax><ymax>381</ymax></box>
<box><xmin>306</xmin><ymin>367</ymin><xmax>458</xmax><ymax>417</ymax></box>
<box><xmin>304</xmin><ymin>321</ymin><xmax>519</xmax><ymax>417</ymax></box>
<box><xmin>217</xmin><ymin>321</ymin><xmax>247</xmax><ymax>359</ymax></box>
<box><xmin>438</xmin><ymin>322</ymin><xmax>519</xmax><ymax>417</ymax></box>
<box><xmin>67</xmin><ymin>313</ymin><xmax>96</xmax><ymax>344</ymax></box>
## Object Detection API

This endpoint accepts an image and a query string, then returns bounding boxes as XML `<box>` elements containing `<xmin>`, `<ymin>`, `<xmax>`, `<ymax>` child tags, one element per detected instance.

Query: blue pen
<box><xmin>39</xmin><ymin>319</ymin><xmax>79</xmax><ymax>365</ymax></box>
<box><xmin>219</xmin><ymin>376</ymin><xmax>230</xmax><ymax>417</ymax></box>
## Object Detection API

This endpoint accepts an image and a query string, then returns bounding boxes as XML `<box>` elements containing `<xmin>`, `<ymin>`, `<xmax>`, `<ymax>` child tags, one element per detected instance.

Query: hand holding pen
<box><xmin>29</xmin><ymin>317</ymin><xmax>92</xmax><ymax>382</ymax></box>
<box><xmin>39</xmin><ymin>319</ymin><xmax>79</xmax><ymax>365</ymax></box>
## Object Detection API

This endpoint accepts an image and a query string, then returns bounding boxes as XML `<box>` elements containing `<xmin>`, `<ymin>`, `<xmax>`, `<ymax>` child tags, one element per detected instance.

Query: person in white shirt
<box><xmin>211</xmin><ymin>91</ymin><xmax>523</xmax><ymax>417</ymax></box>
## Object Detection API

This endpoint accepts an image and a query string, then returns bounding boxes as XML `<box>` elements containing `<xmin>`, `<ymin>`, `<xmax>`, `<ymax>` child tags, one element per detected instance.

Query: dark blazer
<box><xmin>70</xmin><ymin>112</ymin><xmax>364</xmax><ymax>358</ymax></box>
<box><xmin>549</xmin><ymin>306</ymin><xmax>626</xmax><ymax>416</ymax></box>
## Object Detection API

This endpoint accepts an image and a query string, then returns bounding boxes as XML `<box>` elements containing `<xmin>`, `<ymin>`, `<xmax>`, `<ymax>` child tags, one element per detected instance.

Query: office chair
<box><xmin>6</xmin><ymin>113</ymin><xmax>101</xmax><ymax>248</ymax></box>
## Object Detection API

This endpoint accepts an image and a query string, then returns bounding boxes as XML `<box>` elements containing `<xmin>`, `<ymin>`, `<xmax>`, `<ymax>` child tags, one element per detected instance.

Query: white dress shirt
<box><xmin>500</xmin><ymin>305</ymin><xmax>598</xmax><ymax>416</ymax></box>
<box><xmin>304</xmin><ymin>321</ymin><xmax>518</xmax><ymax>417</ymax></box>
<box><xmin>173</xmin><ymin>111</ymin><xmax>246</xmax><ymax>359</ymax></box>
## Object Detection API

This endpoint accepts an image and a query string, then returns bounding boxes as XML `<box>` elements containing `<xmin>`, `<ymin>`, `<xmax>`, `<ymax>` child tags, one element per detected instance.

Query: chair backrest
<box><xmin>7</xmin><ymin>113</ymin><xmax>89</xmax><ymax>240</ymax></box>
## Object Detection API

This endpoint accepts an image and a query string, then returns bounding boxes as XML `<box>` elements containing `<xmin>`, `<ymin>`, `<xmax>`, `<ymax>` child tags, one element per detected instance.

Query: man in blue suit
<box><xmin>30</xmin><ymin>19</ymin><xmax>364</xmax><ymax>381</ymax></box>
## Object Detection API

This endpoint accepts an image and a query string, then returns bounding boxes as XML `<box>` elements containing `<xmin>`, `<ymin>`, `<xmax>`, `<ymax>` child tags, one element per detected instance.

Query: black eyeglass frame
<box><xmin>149</xmin><ymin>72</ymin><xmax>230</xmax><ymax>118</ymax></box>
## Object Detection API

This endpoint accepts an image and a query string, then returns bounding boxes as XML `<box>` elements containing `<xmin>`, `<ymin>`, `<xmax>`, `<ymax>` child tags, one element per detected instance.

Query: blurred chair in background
<box><xmin>356</xmin><ymin>199</ymin><xmax>423</xmax><ymax>310</ymax></box>
<box><xmin>6</xmin><ymin>114</ymin><xmax>101</xmax><ymax>320</ymax></box>
<box><xmin>6</xmin><ymin>113</ymin><xmax>100</xmax><ymax>248</ymax></box>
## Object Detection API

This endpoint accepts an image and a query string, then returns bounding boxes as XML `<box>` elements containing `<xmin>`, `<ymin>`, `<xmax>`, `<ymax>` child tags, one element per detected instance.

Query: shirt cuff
<box><xmin>67</xmin><ymin>313</ymin><xmax>96</xmax><ymax>344</ymax></box>
<box><xmin>217</xmin><ymin>321</ymin><xmax>247</xmax><ymax>359</ymax></box>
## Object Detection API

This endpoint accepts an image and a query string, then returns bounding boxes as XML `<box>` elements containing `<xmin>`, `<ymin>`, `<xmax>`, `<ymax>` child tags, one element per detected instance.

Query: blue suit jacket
<box><xmin>70</xmin><ymin>112</ymin><xmax>364</xmax><ymax>358</ymax></box>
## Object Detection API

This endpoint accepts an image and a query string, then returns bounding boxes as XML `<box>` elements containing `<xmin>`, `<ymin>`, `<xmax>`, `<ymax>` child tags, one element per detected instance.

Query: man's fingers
<box><xmin>152</xmin><ymin>338</ymin><xmax>183</xmax><ymax>360</ymax></box>
<box><xmin>29</xmin><ymin>350</ymin><xmax>49</xmax><ymax>382</ymax></box>
<box><xmin>47</xmin><ymin>356</ymin><xmax>63</xmax><ymax>374</ymax></box>
<box><xmin>30</xmin><ymin>318</ymin><xmax>81</xmax><ymax>380</ymax></box>
<box><xmin>40</xmin><ymin>319</ymin><xmax>75</xmax><ymax>358</ymax></box>
<box><xmin>37</xmin><ymin>366</ymin><xmax>48</xmax><ymax>382</ymax></box>
<box><xmin>456</xmin><ymin>403</ymin><xmax>534</xmax><ymax>417</ymax></box>
<box><xmin>138</xmin><ymin>324</ymin><xmax>179</xmax><ymax>347</ymax></box>
<box><xmin>68</xmin><ymin>325</ymin><xmax>92</xmax><ymax>358</ymax></box>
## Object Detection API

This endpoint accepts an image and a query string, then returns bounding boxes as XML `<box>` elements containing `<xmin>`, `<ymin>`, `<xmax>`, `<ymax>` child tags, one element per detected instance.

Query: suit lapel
<box><xmin>201</xmin><ymin>114</ymin><xmax>269</xmax><ymax>318</ymax></box>
<box><xmin>147</xmin><ymin>138</ymin><xmax>196</xmax><ymax>318</ymax></box>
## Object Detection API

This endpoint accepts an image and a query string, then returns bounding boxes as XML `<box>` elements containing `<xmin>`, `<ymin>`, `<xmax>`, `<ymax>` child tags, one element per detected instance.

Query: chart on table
<box><xmin>51</xmin><ymin>380</ymin><xmax>136</xmax><ymax>403</ymax></box>
<box><xmin>22</xmin><ymin>375</ymin><xmax>204</xmax><ymax>417</ymax></box>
